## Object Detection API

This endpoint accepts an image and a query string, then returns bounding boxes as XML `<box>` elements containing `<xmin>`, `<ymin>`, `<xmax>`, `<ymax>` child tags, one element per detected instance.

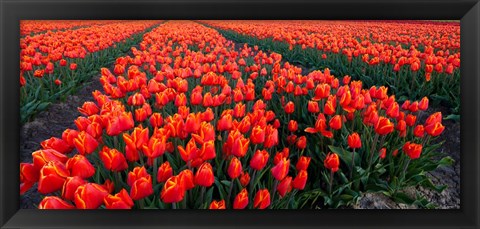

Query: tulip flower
<box><xmin>157</xmin><ymin>161</ymin><xmax>173</xmax><ymax>183</ymax></box>
<box><xmin>239</xmin><ymin>171</ymin><xmax>251</xmax><ymax>187</ymax></box>
<box><xmin>284</xmin><ymin>102</ymin><xmax>294</xmax><ymax>114</ymax></box>
<box><xmin>292</xmin><ymin>170</ymin><xmax>308</xmax><ymax>190</ymax></box>
<box><xmin>74</xmin><ymin>183</ymin><xmax>109</xmax><ymax>209</ymax></box>
<box><xmin>228</xmin><ymin>157</ymin><xmax>243</xmax><ymax>180</ymax></box>
<box><xmin>130</xmin><ymin>176</ymin><xmax>154</xmax><ymax>200</ymax></box>
<box><xmin>209</xmin><ymin>200</ymin><xmax>226</xmax><ymax>209</ymax></box>
<box><xmin>65</xmin><ymin>154</ymin><xmax>95</xmax><ymax>179</ymax></box>
<box><xmin>195</xmin><ymin>162</ymin><xmax>215</xmax><ymax>187</ymax></box>
<box><xmin>38</xmin><ymin>161</ymin><xmax>70</xmax><ymax>194</ymax></box>
<box><xmin>253</xmin><ymin>189</ymin><xmax>271</xmax><ymax>209</ymax></box>
<box><xmin>32</xmin><ymin>149</ymin><xmax>69</xmax><ymax>171</ymax></box>
<box><xmin>99</xmin><ymin>146</ymin><xmax>128</xmax><ymax>172</ymax></box>
<box><xmin>250</xmin><ymin>125</ymin><xmax>266</xmax><ymax>144</ymax></box>
<box><xmin>178</xmin><ymin>169</ymin><xmax>195</xmax><ymax>191</ymax></box>
<box><xmin>73</xmin><ymin>131</ymin><xmax>99</xmax><ymax>155</ymax></box>
<box><xmin>288</xmin><ymin>120</ymin><xmax>298</xmax><ymax>132</ymax></box>
<box><xmin>233</xmin><ymin>188</ymin><xmax>249</xmax><ymax>209</ymax></box>
<box><xmin>294</xmin><ymin>136</ymin><xmax>306</xmax><ymax>149</ymax></box>
<box><xmin>374</xmin><ymin>117</ymin><xmax>394</xmax><ymax>135</ymax></box>
<box><xmin>329</xmin><ymin>115</ymin><xmax>342</xmax><ymax>130</ymax></box>
<box><xmin>39</xmin><ymin>196</ymin><xmax>75</xmax><ymax>209</ymax></box>
<box><xmin>161</xmin><ymin>176</ymin><xmax>185</xmax><ymax>204</ymax></box>
<box><xmin>414</xmin><ymin>125</ymin><xmax>425</xmax><ymax>138</ymax></box>
<box><xmin>277</xmin><ymin>176</ymin><xmax>293</xmax><ymax>197</ymax></box>
<box><xmin>347</xmin><ymin>132</ymin><xmax>362</xmax><ymax>149</ymax></box>
<box><xmin>403</xmin><ymin>141</ymin><xmax>423</xmax><ymax>160</ymax></box>
<box><xmin>425</xmin><ymin>122</ymin><xmax>445</xmax><ymax>137</ymax></box>
<box><xmin>296</xmin><ymin>156</ymin><xmax>311</xmax><ymax>171</ymax></box>
<box><xmin>40</xmin><ymin>137</ymin><xmax>73</xmax><ymax>154</ymax></box>
<box><xmin>104</xmin><ymin>189</ymin><xmax>134</xmax><ymax>209</ymax></box>
<box><xmin>62</xmin><ymin>176</ymin><xmax>86</xmax><ymax>201</ymax></box>
<box><xmin>324</xmin><ymin>152</ymin><xmax>340</xmax><ymax>172</ymax></box>
<box><xmin>271</xmin><ymin>157</ymin><xmax>290</xmax><ymax>181</ymax></box>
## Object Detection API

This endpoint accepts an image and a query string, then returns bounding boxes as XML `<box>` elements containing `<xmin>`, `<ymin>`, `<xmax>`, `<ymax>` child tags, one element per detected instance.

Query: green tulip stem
<box><xmin>329</xmin><ymin>170</ymin><xmax>334</xmax><ymax>195</ymax></box>
<box><xmin>271</xmin><ymin>179</ymin><xmax>279</xmax><ymax>204</ymax></box>
<box><xmin>350</xmin><ymin>148</ymin><xmax>355</xmax><ymax>180</ymax></box>
<box><xmin>227</xmin><ymin>178</ymin><xmax>235</xmax><ymax>206</ymax></box>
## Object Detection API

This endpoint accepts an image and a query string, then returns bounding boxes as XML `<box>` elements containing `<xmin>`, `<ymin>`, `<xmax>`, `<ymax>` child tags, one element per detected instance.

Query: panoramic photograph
<box><xmin>19</xmin><ymin>20</ymin><xmax>460</xmax><ymax>209</ymax></box>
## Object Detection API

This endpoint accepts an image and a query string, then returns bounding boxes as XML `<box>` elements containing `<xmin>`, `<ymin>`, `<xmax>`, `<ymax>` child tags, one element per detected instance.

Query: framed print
<box><xmin>1</xmin><ymin>0</ymin><xmax>479</xmax><ymax>228</ymax></box>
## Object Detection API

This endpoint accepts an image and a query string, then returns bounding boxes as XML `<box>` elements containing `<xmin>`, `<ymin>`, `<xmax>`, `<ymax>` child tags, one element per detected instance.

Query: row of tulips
<box><xmin>20</xmin><ymin>20</ymin><xmax>452</xmax><ymax>209</ymax></box>
<box><xmin>20</xmin><ymin>20</ymin><xmax>121</xmax><ymax>36</ymax></box>
<box><xmin>202</xmin><ymin>20</ymin><xmax>461</xmax><ymax>115</ymax></box>
<box><xmin>19</xmin><ymin>20</ymin><xmax>163</xmax><ymax>123</ymax></box>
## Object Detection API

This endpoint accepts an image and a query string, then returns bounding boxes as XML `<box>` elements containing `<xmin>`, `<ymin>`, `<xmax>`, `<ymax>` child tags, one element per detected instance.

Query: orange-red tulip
<box><xmin>104</xmin><ymin>189</ymin><xmax>134</xmax><ymax>209</ymax></box>
<box><xmin>253</xmin><ymin>189</ymin><xmax>271</xmax><ymax>209</ymax></box>
<box><xmin>161</xmin><ymin>176</ymin><xmax>185</xmax><ymax>203</ymax></box>
<box><xmin>39</xmin><ymin>196</ymin><xmax>75</xmax><ymax>209</ymax></box>
<box><xmin>233</xmin><ymin>188</ymin><xmax>249</xmax><ymax>209</ymax></box>
<box><xmin>292</xmin><ymin>170</ymin><xmax>308</xmax><ymax>190</ymax></box>
<box><xmin>324</xmin><ymin>152</ymin><xmax>340</xmax><ymax>172</ymax></box>
<box><xmin>195</xmin><ymin>162</ymin><xmax>215</xmax><ymax>187</ymax></box>
<box><xmin>74</xmin><ymin>183</ymin><xmax>109</xmax><ymax>209</ymax></box>
<box><xmin>66</xmin><ymin>154</ymin><xmax>95</xmax><ymax>179</ymax></box>
<box><xmin>209</xmin><ymin>200</ymin><xmax>226</xmax><ymax>209</ymax></box>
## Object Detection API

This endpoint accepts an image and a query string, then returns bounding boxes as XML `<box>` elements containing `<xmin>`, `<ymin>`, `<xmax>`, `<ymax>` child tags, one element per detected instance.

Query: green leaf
<box><xmin>392</xmin><ymin>192</ymin><xmax>415</xmax><ymax>205</ymax></box>
<box><xmin>444</xmin><ymin>114</ymin><xmax>460</xmax><ymax>122</ymax></box>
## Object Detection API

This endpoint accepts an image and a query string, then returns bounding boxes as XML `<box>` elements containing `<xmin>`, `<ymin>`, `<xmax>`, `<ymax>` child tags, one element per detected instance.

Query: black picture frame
<box><xmin>1</xmin><ymin>0</ymin><xmax>479</xmax><ymax>228</ymax></box>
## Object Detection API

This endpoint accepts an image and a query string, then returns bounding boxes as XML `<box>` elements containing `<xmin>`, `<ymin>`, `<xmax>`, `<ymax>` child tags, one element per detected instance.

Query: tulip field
<box><xmin>20</xmin><ymin>20</ymin><xmax>460</xmax><ymax>209</ymax></box>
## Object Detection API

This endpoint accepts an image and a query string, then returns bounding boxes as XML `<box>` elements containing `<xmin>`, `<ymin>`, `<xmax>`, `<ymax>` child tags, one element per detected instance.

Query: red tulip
<box><xmin>329</xmin><ymin>115</ymin><xmax>342</xmax><ymax>130</ymax></box>
<box><xmin>127</xmin><ymin>166</ymin><xmax>150</xmax><ymax>187</ymax></box>
<box><xmin>288</xmin><ymin>120</ymin><xmax>298</xmax><ymax>132</ymax></box>
<box><xmin>250</xmin><ymin>150</ymin><xmax>269</xmax><ymax>170</ymax></box>
<box><xmin>307</xmin><ymin>101</ymin><xmax>320</xmax><ymax>113</ymax></box>
<box><xmin>66</xmin><ymin>154</ymin><xmax>95</xmax><ymax>179</ymax></box>
<box><xmin>99</xmin><ymin>146</ymin><xmax>128</xmax><ymax>172</ymax></box>
<box><xmin>403</xmin><ymin>141</ymin><xmax>423</xmax><ymax>160</ymax></box>
<box><xmin>74</xmin><ymin>183</ymin><xmax>109</xmax><ymax>209</ymax></box>
<box><xmin>414</xmin><ymin>125</ymin><xmax>425</xmax><ymax>138</ymax></box>
<box><xmin>40</xmin><ymin>137</ymin><xmax>73</xmax><ymax>154</ymax></box>
<box><xmin>253</xmin><ymin>189</ymin><xmax>271</xmax><ymax>209</ymax></box>
<box><xmin>32</xmin><ymin>148</ymin><xmax>68</xmax><ymax>171</ymax></box>
<box><xmin>233</xmin><ymin>188</ymin><xmax>249</xmax><ymax>209</ymax></box>
<box><xmin>347</xmin><ymin>132</ymin><xmax>362</xmax><ymax>149</ymax></box>
<box><xmin>157</xmin><ymin>161</ymin><xmax>173</xmax><ymax>183</ymax></box>
<box><xmin>130</xmin><ymin>176</ymin><xmax>153</xmax><ymax>200</ymax></box>
<box><xmin>209</xmin><ymin>200</ymin><xmax>226</xmax><ymax>209</ymax></box>
<box><xmin>228</xmin><ymin>157</ymin><xmax>243</xmax><ymax>180</ymax></box>
<box><xmin>161</xmin><ymin>176</ymin><xmax>185</xmax><ymax>203</ymax></box>
<box><xmin>178</xmin><ymin>169</ymin><xmax>195</xmax><ymax>190</ymax></box>
<box><xmin>296</xmin><ymin>136</ymin><xmax>307</xmax><ymax>149</ymax></box>
<box><xmin>284</xmin><ymin>102</ymin><xmax>294</xmax><ymax>114</ymax></box>
<box><xmin>374</xmin><ymin>117</ymin><xmax>394</xmax><ymax>135</ymax></box>
<box><xmin>324</xmin><ymin>152</ymin><xmax>340</xmax><ymax>172</ymax></box>
<box><xmin>239</xmin><ymin>171</ymin><xmax>251</xmax><ymax>187</ymax></box>
<box><xmin>271</xmin><ymin>157</ymin><xmax>290</xmax><ymax>181</ymax></box>
<box><xmin>195</xmin><ymin>162</ymin><xmax>215</xmax><ymax>187</ymax></box>
<box><xmin>292</xmin><ymin>170</ymin><xmax>308</xmax><ymax>190</ymax></box>
<box><xmin>425</xmin><ymin>122</ymin><xmax>445</xmax><ymax>137</ymax></box>
<box><xmin>39</xmin><ymin>196</ymin><xmax>75</xmax><ymax>209</ymax></box>
<box><xmin>73</xmin><ymin>131</ymin><xmax>99</xmax><ymax>155</ymax></box>
<box><xmin>104</xmin><ymin>189</ymin><xmax>134</xmax><ymax>209</ymax></box>
<box><xmin>62</xmin><ymin>176</ymin><xmax>86</xmax><ymax>201</ymax></box>
<box><xmin>250</xmin><ymin>125</ymin><xmax>266</xmax><ymax>144</ymax></box>
<box><xmin>38</xmin><ymin>161</ymin><xmax>70</xmax><ymax>194</ymax></box>
<box><xmin>296</xmin><ymin>156</ymin><xmax>311</xmax><ymax>171</ymax></box>
<box><xmin>418</xmin><ymin>97</ymin><xmax>429</xmax><ymax>111</ymax></box>
<box><xmin>277</xmin><ymin>176</ymin><xmax>292</xmax><ymax>197</ymax></box>
<box><xmin>379</xmin><ymin>148</ymin><xmax>387</xmax><ymax>159</ymax></box>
